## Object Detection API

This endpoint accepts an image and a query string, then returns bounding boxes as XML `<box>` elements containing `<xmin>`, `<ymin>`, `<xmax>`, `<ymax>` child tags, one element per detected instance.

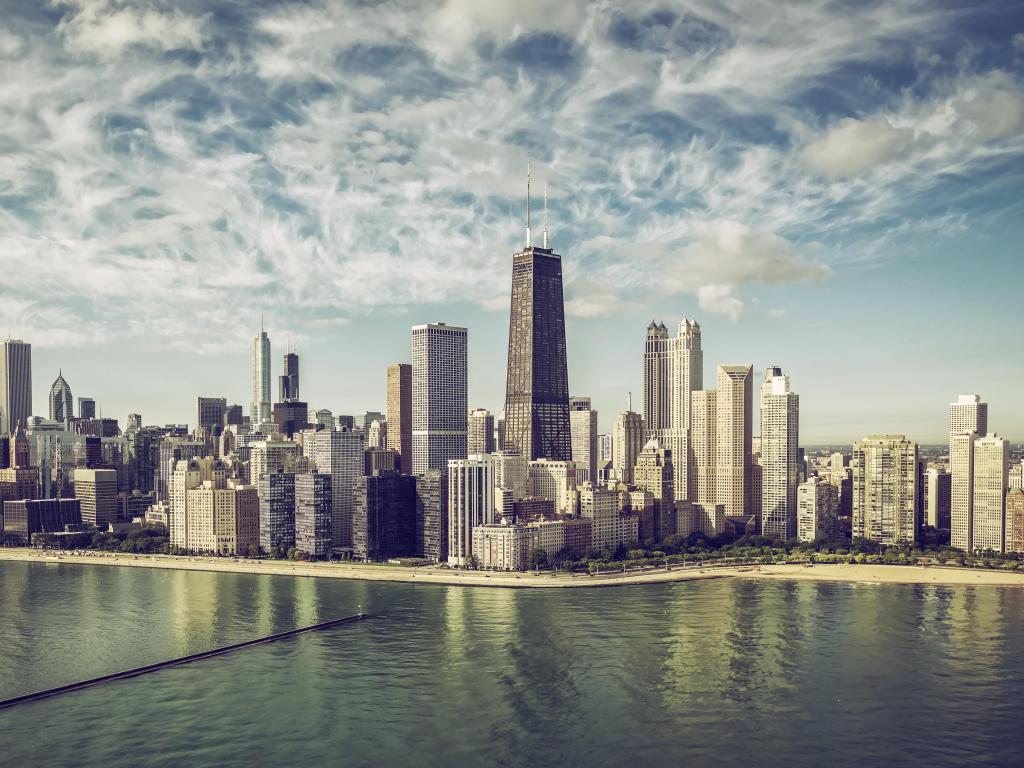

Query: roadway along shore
<box><xmin>1</xmin><ymin>549</ymin><xmax>1023</xmax><ymax>589</ymax></box>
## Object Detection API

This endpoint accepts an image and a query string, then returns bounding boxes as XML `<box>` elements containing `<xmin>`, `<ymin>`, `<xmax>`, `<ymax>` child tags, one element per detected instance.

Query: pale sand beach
<box><xmin>2</xmin><ymin>548</ymin><xmax>1023</xmax><ymax>589</ymax></box>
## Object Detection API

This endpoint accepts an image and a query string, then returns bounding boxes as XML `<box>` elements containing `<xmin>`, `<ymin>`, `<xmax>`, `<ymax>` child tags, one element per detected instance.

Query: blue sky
<box><xmin>2</xmin><ymin>0</ymin><xmax>1023</xmax><ymax>443</ymax></box>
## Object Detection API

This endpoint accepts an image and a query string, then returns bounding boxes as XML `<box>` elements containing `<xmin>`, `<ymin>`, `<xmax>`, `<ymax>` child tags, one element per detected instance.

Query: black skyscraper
<box><xmin>279</xmin><ymin>352</ymin><xmax>299</xmax><ymax>401</ymax></box>
<box><xmin>503</xmin><ymin>174</ymin><xmax>571</xmax><ymax>462</ymax></box>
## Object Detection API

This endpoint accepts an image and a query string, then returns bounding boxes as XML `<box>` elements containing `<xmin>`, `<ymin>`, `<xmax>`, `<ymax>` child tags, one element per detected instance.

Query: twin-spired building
<box><xmin>643</xmin><ymin>319</ymin><xmax>702</xmax><ymax>502</ymax></box>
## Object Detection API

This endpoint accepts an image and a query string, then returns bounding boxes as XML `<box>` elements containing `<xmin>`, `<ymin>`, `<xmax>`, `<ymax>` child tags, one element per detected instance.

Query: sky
<box><xmin>1</xmin><ymin>0</ymin><xmax>1023</xmax><ymax>444</ymax></box>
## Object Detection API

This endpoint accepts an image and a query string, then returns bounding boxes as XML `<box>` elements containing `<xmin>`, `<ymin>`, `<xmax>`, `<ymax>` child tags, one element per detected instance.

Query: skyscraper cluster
<box><xmin>1</xmin><ymin>183</ymin><xmax>1020</xmax><ymax>567</ymax></box>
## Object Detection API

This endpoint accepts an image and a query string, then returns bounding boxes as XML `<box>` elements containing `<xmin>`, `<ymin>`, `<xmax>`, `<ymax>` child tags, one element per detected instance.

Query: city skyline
<box><xmin>2</xmin><ymin>1</ymin><xmax>1024</xmax><ymax>442</ymax></box>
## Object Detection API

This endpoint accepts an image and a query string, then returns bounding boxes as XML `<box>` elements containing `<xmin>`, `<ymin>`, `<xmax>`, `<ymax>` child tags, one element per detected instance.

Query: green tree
<box><xmin>528</xmin><ymin>548</ymin><xmax>548</xmax><ymax>570</ymax></box>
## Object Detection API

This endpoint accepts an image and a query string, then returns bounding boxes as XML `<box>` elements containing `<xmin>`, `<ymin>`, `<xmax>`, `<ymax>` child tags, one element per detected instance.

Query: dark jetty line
<box><xmin>0</xmin><ymin>612</ymin><xmax>369</xmax><ymax>711</ymax></box>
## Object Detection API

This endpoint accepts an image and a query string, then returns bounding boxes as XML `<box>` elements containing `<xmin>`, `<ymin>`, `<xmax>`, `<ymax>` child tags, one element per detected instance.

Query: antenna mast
<box><xmin>543</xmin><ymin>182</ymin><xmax>549</xmax><ymax>248</ymax></box>
<box><xmin>525</xmin><ymin>160</ymin><xmax>532</xmax><ymax>248</ymax></box>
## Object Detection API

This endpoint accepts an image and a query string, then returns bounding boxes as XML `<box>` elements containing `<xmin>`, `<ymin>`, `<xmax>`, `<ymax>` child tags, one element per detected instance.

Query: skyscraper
<box><xmin>386</xmin><ymin>363</ymin><xmax>412</xmax><ymax>473</ymax></box>
<box><xmin>312</xmin><ymin>428</ymin><xmax>364</xmax><ymax>551</ymax></box>
<box><xmin>760</xmin><ymin>367</ymin><xmax>799</xmax><ymax>540</ymax></box>
<box><xmin>279</xmin><ymin>351</ymin><xmax>299</xmax><ymax>401</ymax></box>
<box><xmin>715</xmin><ymin>365</ymin><xmax>753</xmax><ymax>520</ymax></box>
<box><xmin>643</xmin><ymin>318</ymin><xmax>701</xmax><ymax>502</ymax></box>
<box><xmin>49</xmin><ymin>371</ymin><xmax>73</xmax><ymax>424</ymax></box>
<box><xmin>569</xmin><ymin>395</ymin><xmax>598</xmax><ymax>484</ymax></box>
<box><xmin>196</xmin><ymin>397</ymin><xmax>227</xmax><ymax>435</ymax></box>
<box><xmin>503</xmin><ymin>174</ymin><xmax>571</xmax><ymax>462</ymax></box>
<box><xmin>852</xmin><ymin>435</ymin><xmax>918</xmax><ymax>544</ymax></box>
<box><xmin>467</xmin><ymin>408</ymin><xmax>496</xmax><ymax>455</ymax></box>
<box><xmin>633</xmin><ymin>438</ymin><xmax>676</xmax><ymax>542</ymax></box>
<box><xmin>447</xmin><ymin>454</ymin><xmax>495</xmax><ymax>567</ymax></box>
<box><xmin>251</xmin><ymin>325</ymin><xmax>271</xmax><ymax>428</ymax></box>
<box><xmin>612</xmin><ymin>407</ymin><xmax>644</xmax><ymax>485</ymax></box>
<box><xmin>411</xmin><ymin>323</ymin><xmax>467</xmax><ymax>475</ymax></box>
<box><xmin>950</xmin><ymin>394</ymin><xmax>988</xmax><ymax>551</ymax></box>
<box><xmin>972</xmin><ymin>434</ymin><xmax>1008</xmax><ymax>553</ymax></box>
<box><xmin>78</xmin><ymin>397</ymin><xmax>96</xmax><ymax>420</ymax></box>
<box><xmin>0</xmin><ymin>339</ymin><xmax>32</xmax><ymax>435</ymax></box>
<box><xmin>690</xmin><ymin>389</ymin><xmax>722</xmax><ymax>533</ymax></box>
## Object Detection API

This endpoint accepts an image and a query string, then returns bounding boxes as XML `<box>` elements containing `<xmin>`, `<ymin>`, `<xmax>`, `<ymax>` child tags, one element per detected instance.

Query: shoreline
<box><xmin>2</xmin><ymin>549</ymin><xmax>1024</xmax><ymax>589</ymax></box>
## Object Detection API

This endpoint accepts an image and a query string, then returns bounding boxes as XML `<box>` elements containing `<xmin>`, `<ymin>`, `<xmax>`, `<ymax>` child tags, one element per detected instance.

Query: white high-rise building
<box><xmin>312</xmin><ymin>428</ymin><xmax>364</xmax><ymax>551</ymax></box>
<box><xmin>467</xmin><ymin>408</ymin><xmax>495</xmax><ymax>455</ymax></box>
<box><xmin>950</xmin><ymin>394</ymin><xmax>988</xmax><ymax>551</ymax></box>
<box><xmin>760</xmin><ymin>367</ymin><xmax>799</xmax><ymax>540</ymax></box>
<box><xmin>852</xmin><ymin>435</ymin><xmax>918</xmax><ymax>544</ymax></box>
<box><xmin>643</xmin><ymin>319</ymin><xmax>701</xmax><ymax>503</ymax></box>
<box><xmin>251</xmin><ymin>327</ymin><xmax>271</xmax><ymax>428</ymax></box>
<box><xmin>569</xmin><ymin>396</ymin><xmax>598</xmax><ymax>484</ymax></box>
<box><xmin>715</xmin><ymin>365</ymin><xmax>753</xmax><ymax>520</ymax></box>
<box><xmin>797</xmin><ymin>476</ymin><xmax>838</xmax><ymax>542</ymax></box>
<box><xmin>448</xmin><ymin>454</ymin><xmax>495</xmax><ymax>567</ymax></box>
<box><xmin>972</xmin><ymin>434</ymin><xmax>1009</xmax><ymax>553</ymax></box>
<box><xmin>412</xmin><ymin>323</ymin><xmax>467</xmax><ymax>475</ymax></box>
<box><xmin>0</xmin><ymin>339</ymin><xmax>32</xmax><ymax>435</ymax></box>
<box><xmin>690</xmin><ymin>389</ymin><xmax>722</xmax><ymax>534</ymax></box>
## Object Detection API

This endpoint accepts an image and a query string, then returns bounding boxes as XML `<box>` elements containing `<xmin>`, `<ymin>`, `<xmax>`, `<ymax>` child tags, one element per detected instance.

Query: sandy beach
<box><xmin>2</xmin><ymin>548</ymin><xmax>1023</xmax><ymax>589</ymax></box>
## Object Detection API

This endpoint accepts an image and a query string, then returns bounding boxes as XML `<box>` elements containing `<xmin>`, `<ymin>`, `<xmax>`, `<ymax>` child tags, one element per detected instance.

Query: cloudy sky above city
<box><xmin>2</xmin><ymin>0</ymin><xmax>1022</xmax><ymax>441</ymax></box>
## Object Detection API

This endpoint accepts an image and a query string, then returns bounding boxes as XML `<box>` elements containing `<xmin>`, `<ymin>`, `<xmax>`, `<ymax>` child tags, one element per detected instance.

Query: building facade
<box><xmin>612</xmin><ymin>409</ymin><xmax>644</xmax><ymax>485</ymax></box>
<box><xmin>852</xmin><ymin>436</ymin><xmax>918</xmax><ymax>545</ymax></box>
<box><xmin>251</xmin><ymin>327</ymin><xmax>271</xmax><ymax>429</ymax></box>
<box><xmin>502</xmin><ymin>229</ymin><xmax>571</xmax><ymax>462</ymax></box>
<box><xmin>49</xmin><ymin>372</ymin><xmax>73</xmax><ymax>425</ymax></box>
<box><xmin>447</xmin><ymin>455</ymin><xmax>495</xmax><ymax>566</ymax></box>
<box><xmin>569</xmin><ymin>396</ymin><xmax>598</xmax><ymax>484</ymax></box>
<box><xmin>468</xmin><ymin>408</ymin><xmax>495</xmax><ymax>455</ymax></box>
<box><xmin>972</xmin><ymin>434</ymin><xmax>1008</xmax><ymax>553</ymax></box>
<box><xmin>759</xmin><ymin>367</ymin><xmax>799</xmax><ymax>540</ymax></box>
<box><xmin>412</xmin><ymin>323</ymin><xmax>468</xmax><ymax>474</ymax></box>
<box><xmin>796</xmin><ymin>477</ymin><xmax>839</xmax><ymax>542</ymax></box>
<box><xmin>950</xmin><ymin>394</ymin><xmax>987</xmax><ymax>551</ymax></box>
<box><xmin>0</xmin><ymin>339</ymin><xmax>32</xmax><ymax>435</ymax></box>
<box><xmin>386</xmin><ymin>363</ymin><xmax>412</xmax><ymax>473</ymax></box>
<box><xmin>716</xmin><ymin>365</ymin><xmax>753</xmax><ymax>520</ymax></box>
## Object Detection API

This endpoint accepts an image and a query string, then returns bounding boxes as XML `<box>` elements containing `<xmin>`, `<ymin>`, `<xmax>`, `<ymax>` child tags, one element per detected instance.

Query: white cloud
<box><xmin>697</xmin><ymin>285</ymin><xmax>745</xmax><ymax>321</ymax></box>
<box><xmin>802</xmin><ymin>117</ymin><xmax>916</xmax><ymax>178</ymax></box>
<box><xmin>54</xmin><ymin>0</ymin><xmax>205</xmax><ymax>59</ymax></box>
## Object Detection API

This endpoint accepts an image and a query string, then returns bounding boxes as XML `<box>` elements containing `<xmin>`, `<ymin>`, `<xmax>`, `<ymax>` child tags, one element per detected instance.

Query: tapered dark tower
<box><xmin>503</xmin><ymin>171</ymin><xmax>571</xmax><ymax>461</ymax></box>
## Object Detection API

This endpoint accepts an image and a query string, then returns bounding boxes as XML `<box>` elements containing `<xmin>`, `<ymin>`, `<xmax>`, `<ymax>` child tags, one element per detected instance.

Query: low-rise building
<box><xmin>472</xmin><ymin>520</ymin><xmax>537</xmax><ymax>571</ymax></box>
<box><xmin>797</xmin><ymin>477</ymin><xmax>839</xmax><ymax>542</ymax></box>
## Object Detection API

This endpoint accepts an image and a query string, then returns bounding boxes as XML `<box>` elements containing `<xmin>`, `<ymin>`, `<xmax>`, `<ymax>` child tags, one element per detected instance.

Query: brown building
<box><xmin>1006</xmin><ymin>488</ymin><xmax>1024</xmax><ymax>555</ymax></box>
<box><xmin>364</xmin><ymin>447</ymin><xmax>398</xmax><ymax>476</ymax></box>
<box><xmin>386</xmin><ymin>363</ymin><xmax>412</xmax><ymax>473</ymax></box>
<box><xmin>633</xmin><ymin>438</ymin><xmax>676</xmax><ymax>542</ymax></box>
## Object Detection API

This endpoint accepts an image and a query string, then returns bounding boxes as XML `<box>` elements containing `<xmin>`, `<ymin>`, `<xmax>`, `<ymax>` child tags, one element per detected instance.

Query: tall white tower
<box><xmin>949</xmin><ymin>394</ymin><xmax>988</xmax><ymax>551</ymax></box>
<box><xmin>715</xmin><ymin>365</ymin><xmax>753</xmax><ymax>520</ymax></box>
<box><xmin>760</xmin><ymin>367</ymin><xmax>799</xmax><ymax>540</ymax></box>
<box><xmin>251</xmin><ymin>325</ymin><xmax>271</xmax><ymax>429</ymax></box>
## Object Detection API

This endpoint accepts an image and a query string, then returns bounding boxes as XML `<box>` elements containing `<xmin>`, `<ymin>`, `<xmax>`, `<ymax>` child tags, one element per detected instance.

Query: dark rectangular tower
<box><xmin>503</xmin><ymin>239</ymin><xmax>571</xmax><ymax>461</ymax></box>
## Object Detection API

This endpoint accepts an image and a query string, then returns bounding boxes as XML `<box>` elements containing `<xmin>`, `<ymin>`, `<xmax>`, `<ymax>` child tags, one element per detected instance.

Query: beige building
<box><xmin>185</xmin><ymin>480</ymin><xmax>259</xmax><ymax>555</ymax></box>
<box><xmin>715</xmin><ymin>365</ymin><xmax>753</xmax><ymax>520</ymax></box>
<box><xmin>797</xmin><ymin>477</ymin><xmax>838</xmax><ymax>542</ymax></box>
<box><xmin>527</xmin><ymin>459</ymin><xmax>577</xmax><ymax>516</ymax></box>
<box><xmin>612</xmin><ymin>409</ymin><xmax>644</xmax><ymax>484</ymax></box>
<box><xmin>972</xmin><ymin>434</ymin><xmax>1008</xmax><ymax>553</ymax></box>
<box><xmin>492</xmin><ymin>450</ymin><xmax>528</xmax><ymax>502</ymax></box>
<box><xmin>472</xmin><ymin>521</ymin><xmax>537</xmax><ymax>570</ymax></box>
<box><xmin>633</xmin><ymin>438</ymin><xmax>676</xmax><ymax>541</ymax></box>
<box><xmin>73</xmin><ymin>468</ymin><xmax>118</xmax><ymax>527</ymax></box>
<box><xmin>690</xmin><ymin>389</ymin><xmax>721</xmax><ymax>534</ymax></box>
<box><xmin>467</xmin><ymin>408</ymin><xmax>495</xmax><ymax>455</ymax></box>
<box><xmin>576</xmin><ymin>482</ymin><xmax>638</xmax><ymax>551</ymax></box>
<box><xmin>852</xmin><ymin>435</ymin><xmax>918</xmax><ymax>544</ymax></box>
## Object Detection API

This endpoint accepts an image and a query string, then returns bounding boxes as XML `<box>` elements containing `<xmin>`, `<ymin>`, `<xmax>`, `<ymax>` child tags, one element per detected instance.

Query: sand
<box><xmin>2</xmin><ymin>548</ymin><xmax>1023</xmax><ymax>589</ymax></box>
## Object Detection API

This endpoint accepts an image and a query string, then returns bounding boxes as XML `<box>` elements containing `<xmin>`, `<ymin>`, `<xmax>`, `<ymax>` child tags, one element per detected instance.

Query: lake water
<box><xmin>1</xmin><ymin>560</ymin><xmax>1022</xmax><ymax>767</ymax></box>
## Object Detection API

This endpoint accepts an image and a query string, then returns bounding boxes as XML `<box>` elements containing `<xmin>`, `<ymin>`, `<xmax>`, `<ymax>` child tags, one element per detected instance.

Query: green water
<box><xmin>1</xmin><ymin>561</ymin><xmax>1022</xmax><ymax>767</ymax></box>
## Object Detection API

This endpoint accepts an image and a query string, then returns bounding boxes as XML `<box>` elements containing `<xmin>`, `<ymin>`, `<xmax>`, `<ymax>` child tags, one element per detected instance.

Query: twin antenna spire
<box><xmin>525</xmin><ymin>161</ymin><xmax>550</xmax><ymax>249</ymax></box>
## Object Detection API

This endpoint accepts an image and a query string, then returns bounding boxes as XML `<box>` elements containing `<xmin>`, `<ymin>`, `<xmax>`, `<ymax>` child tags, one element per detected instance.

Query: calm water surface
<box><xmin>1</xmin><ymin>561</ymin><xmax>1022</xmax><ymax>767</ymax></box>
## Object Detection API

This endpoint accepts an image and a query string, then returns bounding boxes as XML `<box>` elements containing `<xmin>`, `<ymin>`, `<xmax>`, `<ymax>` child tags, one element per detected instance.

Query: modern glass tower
<box><xmin>251</xmin><ymin>323</ymin><xmax>271</xmax><ymax>428</ymax></box>
<box><xmin>502</xmin><ymin>174</ymin><xmax>571</xmax><ymax>462</ymax></box>
<box><xmin>49</xmin><ymin>371</ymin><xmax>74</xmax><ymax>424</ymax></box>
